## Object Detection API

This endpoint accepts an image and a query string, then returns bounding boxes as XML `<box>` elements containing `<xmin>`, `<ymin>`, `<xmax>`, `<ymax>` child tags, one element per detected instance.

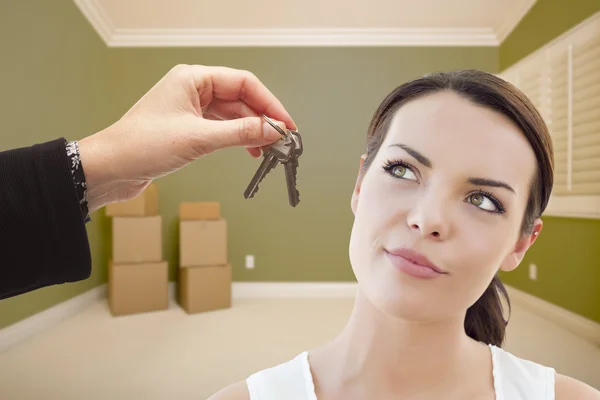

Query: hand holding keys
<box><xmin>244</xmin><ymin>115</ymin><xmax>303</xmax><ymax>207</ymax></box>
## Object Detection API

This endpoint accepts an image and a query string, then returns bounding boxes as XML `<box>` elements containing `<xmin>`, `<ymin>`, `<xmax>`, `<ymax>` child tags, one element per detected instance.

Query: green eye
<box><xmin>392</xmin><ymin>165</ymin><xmax>406</xmax><ymax>177</ymax></box>
<box><xmin>382</xmin><ymin>160</ymin><xmax>419</xmax><ymax>182</ymax></box>
<box><xmin>470</xmin><ymin>193</ymin><xmax>485</xmax><ymax>206</ymax></box>
<box><xmin>468</xmin><ymin>192</ymin><xmax>504</xmax><ymax>214</ymax></box>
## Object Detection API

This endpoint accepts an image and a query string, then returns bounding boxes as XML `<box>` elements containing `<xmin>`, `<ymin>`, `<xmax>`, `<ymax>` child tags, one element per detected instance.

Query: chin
<box><xmin>375</xmin><ymin>283</ymin><xmax>438</xmax><ymax>321</ymax></box>
<box><xmin>353</xmin><ymin>257</ymin><xmax>446</xmax><ymax>323</ymax></box>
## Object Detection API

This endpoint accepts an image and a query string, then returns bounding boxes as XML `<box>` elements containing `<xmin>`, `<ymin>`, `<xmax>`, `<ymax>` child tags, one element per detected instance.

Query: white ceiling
<box><xmin>74</xmin><ymin>0</ymin><xmax>537</xmax><ymax>47</ymax></box>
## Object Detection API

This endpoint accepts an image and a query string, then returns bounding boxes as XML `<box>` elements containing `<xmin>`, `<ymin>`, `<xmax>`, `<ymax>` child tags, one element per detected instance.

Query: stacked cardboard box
<box><xmin>106</xmin><ymin>184</ymin><xmax>169</xmax><ymax>316</ymax></box>
<box><xmin>178</xmin><ymin>202</ymin><xmax>232</xmax><ymax>314</ymax></box>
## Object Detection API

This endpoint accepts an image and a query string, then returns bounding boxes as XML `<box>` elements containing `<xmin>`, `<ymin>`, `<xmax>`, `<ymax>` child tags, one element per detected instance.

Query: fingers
<box><xmin>246</xmin><ymin>147</ymin><xmax>263</xmax><ymax>158</ymax></box>
<box><xmin>198</xmin><ymin>116</ymin><xmax>286</xmax><ymax>153</ymax></box>
<box><xmin>204</xmin><ymin>99</ymin><xmax>259</xmax><ymax>121</ymax></box>
<box><xmin>188</xmin><ymin>65</ymin><xmax>297</xmax><ymax>130</ymax></box>
<box><xmin>204</xmin><ymin>99</ymin><xmax>266</xmax><ymax>158</ymax></box>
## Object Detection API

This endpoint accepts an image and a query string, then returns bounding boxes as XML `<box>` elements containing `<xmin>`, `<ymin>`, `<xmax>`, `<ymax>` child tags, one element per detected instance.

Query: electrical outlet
<box><xmin>245</xmin><ymin>255</ymin><xmax>255</xmax><ymax>269</ymax></box>
<box><xmin>529</xmin><ymin>263</ymin><xmax>537</xmax><ymax>280</ymax></box>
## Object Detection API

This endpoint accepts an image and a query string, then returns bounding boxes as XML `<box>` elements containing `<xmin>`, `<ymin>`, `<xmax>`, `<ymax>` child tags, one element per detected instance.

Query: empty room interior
<box><xmin>1</xmin><ymin>0</ymin><xmax>599</xmax><ymax>399</ymax></box>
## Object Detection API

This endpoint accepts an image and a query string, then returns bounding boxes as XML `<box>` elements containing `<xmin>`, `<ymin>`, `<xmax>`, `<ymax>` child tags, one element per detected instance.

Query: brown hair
<box><xmin>360</xmin><ymin>69</ymin><xmax>554</xmax><ymax>347</ymax></box>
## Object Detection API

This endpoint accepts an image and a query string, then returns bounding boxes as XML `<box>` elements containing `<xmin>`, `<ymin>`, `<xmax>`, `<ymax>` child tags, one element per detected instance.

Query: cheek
<box><xmin>463</xmin><ymin>234</ymin><xmax>503</xmax><ymax>266</ymax></box>
<box><xmin>349</xmin><ymin>174</ymin><xmax>415</xmax><ymax>275</ymax></box>
<box><xmin>458</xmin><ymin>220</ymin><xmax>516</xmax><ymax>269</ymax></box>
<box><xmin>349</xmin><ymin>177</ymin><xmax>388</xmax><ymax>264</ymax></box>
<box><xmin>358</xmin><ymin>172</ymin><xmax>416</xmax><ymax>214</ymax></box>
<box><xmin>352</xmin><ymin>175</ymin><xmax>402</xmax><ymax>238</ymax></box>
<box><xmin>452</xmin><ymin>224</ymin><xmax>515</xmax><ymax>302</ymax></box>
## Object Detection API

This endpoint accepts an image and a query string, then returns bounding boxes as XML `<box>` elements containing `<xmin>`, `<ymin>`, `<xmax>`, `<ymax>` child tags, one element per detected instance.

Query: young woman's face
<box><xmin>349</xmin><ymin>90</ymin><xmax>542</xmax><ymax>322</ymax></box>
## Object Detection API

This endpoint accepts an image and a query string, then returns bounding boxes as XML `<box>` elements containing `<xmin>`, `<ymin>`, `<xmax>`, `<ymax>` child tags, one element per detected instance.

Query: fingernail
<box><xmin>262</xmin><ymin>120</ymin><xmax>286</xmax><ymax>140</ymax></box>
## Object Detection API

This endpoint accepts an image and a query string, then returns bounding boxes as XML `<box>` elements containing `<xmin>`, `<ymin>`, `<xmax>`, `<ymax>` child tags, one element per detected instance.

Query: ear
<box><xmin>500</xmin><ymin>218</ymin><xmax>543</xmax><ymax>272</ymax></box>
<box><xmin>351</xmin><ymin>154</ymin><xmax>367</xmax><ymax>215</ymax></box>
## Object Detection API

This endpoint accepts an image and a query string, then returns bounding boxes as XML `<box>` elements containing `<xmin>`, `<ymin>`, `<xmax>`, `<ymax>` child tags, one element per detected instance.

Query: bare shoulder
<box><xmin>555</xmin><ymin>373</ymin><xmax>600</xmax><ymax>399</ymax></box>
<box><xmin>207</xmin><ymin>380</ymin><xmax>251</xmax><ymax>400</ymax></box>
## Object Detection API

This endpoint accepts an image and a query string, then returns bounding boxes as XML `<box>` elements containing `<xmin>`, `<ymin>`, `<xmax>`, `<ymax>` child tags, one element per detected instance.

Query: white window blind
<box><xmin>547</xmin><ymin>47</ymin><xmax>569</xmax><ymax>195</ymax></box>
<box><xmin>571</xmin><ymin>32</ymin><xmax>600</xmax><ymax>195</ymax></box>
<box><xmin>498</xmin><ymin>12</ymin><xmax>600</xmax><ymax>219</ymax></box>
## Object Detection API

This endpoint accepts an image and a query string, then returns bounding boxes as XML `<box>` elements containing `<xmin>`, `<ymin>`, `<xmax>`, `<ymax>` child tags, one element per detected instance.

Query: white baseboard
<box><xmin>171</xmin><ymin>282</ymin><xmax>357</xmax><ymax>300</ymax></box>
<box><xmin>172</xmin><ymin>282</ymin><xmax>358</xmax><ymax>300</ymax></box>
<box><xmin>505</xmin><ymin>285</ymin><xmax>600</xmax><ymax>347</ymax></box>
<box><xmin>2</xmin><ymin>282</ymin><xmax>597</xmax><ymax>353</ymax></box>
<box><xmin>232</xmin><ymin>282</ymin><xmax>358</xmax><ymax>299</ymax></box>
<box><xmin>0</xmin><ymin>285</ymin><xmax>106</xmax><ymax>353</ymax></box>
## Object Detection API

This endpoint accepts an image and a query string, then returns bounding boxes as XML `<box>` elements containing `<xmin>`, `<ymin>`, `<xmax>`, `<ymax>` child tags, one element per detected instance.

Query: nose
<box><xmin>405</xmin><ymin>188</ymin><xmax>450</xmax><ymax>241</ymax></box>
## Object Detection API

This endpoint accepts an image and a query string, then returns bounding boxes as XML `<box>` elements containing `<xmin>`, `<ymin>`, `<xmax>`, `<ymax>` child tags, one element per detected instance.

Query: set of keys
<box><xmin>244</xmin><ymin>115</ymin><xmax>303</xmax><ymax>207</ymax></box>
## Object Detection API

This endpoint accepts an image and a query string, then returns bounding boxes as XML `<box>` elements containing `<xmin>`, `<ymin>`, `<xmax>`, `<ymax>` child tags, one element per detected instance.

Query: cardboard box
<box><xmin>113</xmin><ymin>216</ymin><xmax>162</xmax><ymax>263</ymax></box>
<box><xmin>105</xmin><ymin>183</ymin><xmax>158</xmax><ymax>217</ymax></box>
<box><xmin>180</xmin><ymin>202</ymin><xmax>220</xmax><ymax>220</ymax></box>
<box><xmin>179</xmin><ymin>264</ymin><xmax>232</xmax><ymax>313</ymax></box>
<box><xmin>180</xmin><ymin>219</ymin><xmax>227</xmax><ymax>267</ymax></box>
<box><xmin>108</xmin><ymin>260</ymin><xmax>169</xmax><ymax>316</ymax></box>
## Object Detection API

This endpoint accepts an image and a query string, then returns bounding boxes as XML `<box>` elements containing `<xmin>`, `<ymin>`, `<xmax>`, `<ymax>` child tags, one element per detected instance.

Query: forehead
<box><xmin>380</xmin><ymin>91</ymin><xmax>537</xmax><ymax>193</ymax></box>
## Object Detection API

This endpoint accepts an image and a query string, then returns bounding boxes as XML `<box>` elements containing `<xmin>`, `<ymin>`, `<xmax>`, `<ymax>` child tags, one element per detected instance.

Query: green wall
<box><xmin>500</xmin><ymin>0</ymin><xmax>600</xmax><ymax>69</ymax></box>
<box><xmin>0</xmin><ymin>1</ymin><xmax>118</xmax><ymax>329</ymax></box>
<box><xmin>498</xmin><ymin>1</ymin><xmax>600</xmax><ymax>324</ymax></box>
<box><xmin>500</xmin><ymin>218</ymin><xmax>600</xmax><ymax>323</ymax></box>
<box><xmin>109</xmin><ymin>47</ymin><xmax>498</xmax><ymax>285</ymax></box>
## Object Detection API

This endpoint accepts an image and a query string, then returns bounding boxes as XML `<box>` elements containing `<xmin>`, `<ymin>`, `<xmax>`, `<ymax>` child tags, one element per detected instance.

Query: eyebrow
<box><xmin>388</xmin><ymin>144</ymin><xmax>432</xmax><ymax>168</ymax></box>
<box><xmin>468</xmin><ymin>177</ymin><xmax>516</xmax><ymax>194</ymax></box>
<box><xmin>388</xmin><ymin>143</ymin><xmax>516</xmax><ymax>194</ymax></box>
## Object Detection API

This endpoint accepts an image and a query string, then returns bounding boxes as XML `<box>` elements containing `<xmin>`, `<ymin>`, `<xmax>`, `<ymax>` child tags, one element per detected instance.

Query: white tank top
<box><xmin>246</xmin><ymin>344</ymin><xmax>555</xmax><ymax>400</ymax></box>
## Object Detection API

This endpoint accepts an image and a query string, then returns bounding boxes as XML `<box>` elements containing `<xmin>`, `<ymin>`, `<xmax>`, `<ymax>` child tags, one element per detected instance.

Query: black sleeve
<box><xmin>0</xmin><ymin>138</ymin><xmax>92</xmax><ymax>300</ymax></box>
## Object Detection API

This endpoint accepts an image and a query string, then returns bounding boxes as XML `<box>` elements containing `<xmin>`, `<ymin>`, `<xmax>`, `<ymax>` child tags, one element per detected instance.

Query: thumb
<box><xmin>200</xmin><ymin>116</ymin><xmax>286</xmax><ymax>151</ymax></box>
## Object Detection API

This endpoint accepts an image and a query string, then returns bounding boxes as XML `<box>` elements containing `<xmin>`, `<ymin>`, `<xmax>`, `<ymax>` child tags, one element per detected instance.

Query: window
<box><xmin>498</xmin><ymin>12</ymin><xmax>600</xmax><ymax>219</ymax></box>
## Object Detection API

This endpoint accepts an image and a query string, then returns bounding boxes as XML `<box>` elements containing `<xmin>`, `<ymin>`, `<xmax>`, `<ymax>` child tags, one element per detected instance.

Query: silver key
<box><xmin>244</xmin><ymin>125</ymin><xmax>295</xmax><ymax>198</ymax></box>
<box><xmin>283</xmin><ymin>130</ymin><xmax>303</xmax><ymax>207</ymax></box>
<box><xmin>243</xmin><ymin>151</ymin><xmax>279</xmax><ymax>199</ymax></box>
<box><xmin>244</xmin><ymin>115</ymin><xmax>302</xmax><ymax>206</ymax></box>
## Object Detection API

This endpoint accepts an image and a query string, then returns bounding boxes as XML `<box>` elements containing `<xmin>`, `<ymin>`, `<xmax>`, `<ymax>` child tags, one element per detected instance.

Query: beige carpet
<box><xmin>0</xmin><ymin>297</ymin><xmax>598</xmax><ymax>399</ymax></box>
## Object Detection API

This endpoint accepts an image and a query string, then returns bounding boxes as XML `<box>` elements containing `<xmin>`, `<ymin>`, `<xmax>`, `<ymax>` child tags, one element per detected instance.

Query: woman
<box><xmin>210</xmin><ymin>70</ymin><xmax>600</xmax><ymax>399</ymax></box>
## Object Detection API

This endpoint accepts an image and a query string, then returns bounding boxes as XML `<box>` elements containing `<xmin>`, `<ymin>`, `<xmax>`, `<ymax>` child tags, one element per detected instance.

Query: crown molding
<box><xmin>494</xmin><ymin>0</ymin><xmax>537</xmax><ymax>43</ymax></box>
<box><xmin>74</xmin><ymin>0</ymin><xmax>504</xmax><ymax>47</ymax></box>
<box><xmin>74</xmin><ymin>0</ymin><xmax>114</xmax><ymax>44</ymax></box>
<box><xmin>108</xmin><ymin>27</ymin><xmax>499</xmax><ymax>47</ymax></box>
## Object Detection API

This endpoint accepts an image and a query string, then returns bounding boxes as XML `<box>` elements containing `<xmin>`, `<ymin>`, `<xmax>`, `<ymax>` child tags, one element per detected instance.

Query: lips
<box><xmin>384</xmin><ymin>247</ymin><xmax>448</xmax><ymax>279</ymax></box>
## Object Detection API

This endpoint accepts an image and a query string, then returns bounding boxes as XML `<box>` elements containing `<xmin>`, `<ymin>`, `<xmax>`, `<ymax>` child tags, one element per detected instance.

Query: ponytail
<box><xmin>464</xmin><ymin>275</ymin><xmax>510</xmax><ymax>347</ymax></box>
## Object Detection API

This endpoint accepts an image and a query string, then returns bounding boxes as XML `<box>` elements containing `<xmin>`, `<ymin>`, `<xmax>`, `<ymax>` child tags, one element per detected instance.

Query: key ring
<box><xmin>262</xmin><ymin>114</ymin><xmax>287</xmax><ymax>138</ymax></box>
